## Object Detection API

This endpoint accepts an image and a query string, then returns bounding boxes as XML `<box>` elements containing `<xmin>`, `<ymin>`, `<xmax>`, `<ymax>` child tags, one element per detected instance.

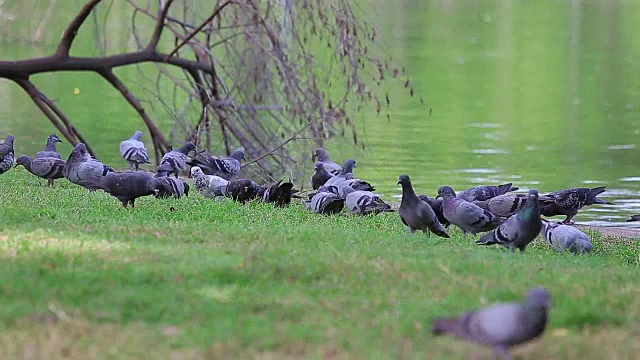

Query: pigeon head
<box><xmin>341</xmin><ymin>159</ymin><xmax>356</xmax><ymax>174</ymax></box>
<box><xmin>190</xmin><ymin>166</ymin><xmax>205</xmax><ymax>179</ymax></box>
<box><xmin>528</xmin><ymin>189</ymin><xmax>539</xmax><ymax>201</ymax></box>
<box><xmin>147</xmin><ymin>177</ymin><xmax>162</xmax><ymax>196</ymax></box>
<box><xmin>48</xmin><ymin>134</ymin><xmax>63</xmax><ymax>143</ymax></box>
<box><xmin>177</xmin><ymin>142</ymin><xmax>196</xmax><ymax>155</ymax></box>
<box><xmin>312</xmin><ymin>148</ymin><xmax>330</xmax><ymax>162</ymax></box>
<box><xmin>132</xmin><ymin>131</ymin><xmax>143</xmax><ymax>140</ymax></box>
<box><xmin>436</xmin><ymin>186</ymin><xmax>456</xmax><ymax>200</ymax></box>
<box><xmin>314</xmin><ymin>162</ymin><xmax>326</xmax><ymax>172</ymax></box>
<box><xmin>4</xmin><ymin>135</ymin><xmax>15</xmax><ymax>146</ymax></box>
<box><xmin>397</xmin><ymin>174</ymin><xmax>411</xmax><ymax>186</ymax></box>
<box><xmin>68</xmin><ymin>143</ymin><xmax>90</xmax><ymax>161</ymax></box>
<box><xmin>230</xmin><ymin>149</ymin><xmax>246</xmax><ymax>161</ymax></box>
<box><xmin>15</xmin><ymin>155</ymin><xmax>31</xmax><ymax>168</ymax></box>
<box><xmin>525</xmin><ymin>287</ymin><xmax>551</xmax><ymax>308</ymax></box>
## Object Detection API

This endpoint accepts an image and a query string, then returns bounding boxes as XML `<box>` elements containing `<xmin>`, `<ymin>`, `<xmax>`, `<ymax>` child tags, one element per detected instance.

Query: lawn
<box><xmin>0</xmin><ymin>170</ymin><xmax>639</xmax><ymax>359</ymax></box>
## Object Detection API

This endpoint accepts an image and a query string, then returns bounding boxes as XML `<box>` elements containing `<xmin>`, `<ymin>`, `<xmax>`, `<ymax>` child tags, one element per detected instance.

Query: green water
<box><xmin>1</xmin><ymin>0</ymin><xmax>639</xmax><ymax>226</ymax></box>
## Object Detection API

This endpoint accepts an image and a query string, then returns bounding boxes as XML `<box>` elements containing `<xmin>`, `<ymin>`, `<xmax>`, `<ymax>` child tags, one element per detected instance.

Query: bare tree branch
<box><xmin>147</xmin><ymin>0</ymin><xmax>174</xmax><ymax>50</ymax></box>
<box><xmin>55</xmin><ymin>0</ymin><xmax>103</xmax><ymax>57</ymax></box>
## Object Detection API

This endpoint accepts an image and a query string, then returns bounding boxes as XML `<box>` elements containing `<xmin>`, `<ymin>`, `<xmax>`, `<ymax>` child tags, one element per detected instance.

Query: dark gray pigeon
<box><xmin>418</xmin><ymin>194</ymin><xmax>449</xmax><ymax>228</ymax></box>
<box><xmin>154</xmin><ymin>172</ymin><xmax>189</xmax><ymax>199</ymax></box>
<box><xmin>15</xmin><ymin>155</ymin><xmax>66</xmax><ymax>187</ymax></box>
<box><xmin>186</xmin><ymin>148</ymin><xmax>245</xmax><ymax>180</ymax></box>
<box><xmin>216</xmin><ymin>178</ymin><xmax>260</xmax><ymax>203</ymax></box>
<box><xmin>156</xmin><ymin>142</ymin><xmax>196</xmax><ymax>178</ymax></box>
<box><xmin>306</xmin><ymin>191</ymin><xmax>345</xmax><ymax>215</ymax></box>
<box><xmin>119</xmin><ymin>131</ymin><xmax>150</xmax><ymax>170</ymax></box>
<box><xmin>398</xmin><ymin>175</ymin><xmax>449</xmax><ymax>238</ymax></box>
<box><xmin>63</xmin><ymin>143</ymin><xmax>115</xmax><ymax>191</ymax></box>
<box><xmin>311</xmin><ymin>148</ymin><xmax>342</xmax><ymax>175</ymax></box>
<box><xmin>344</xmin><ymin>189</ymin><xmax>392</xmax><ymax>215</ymax></box>
<box><xmin>625</xmin><ymin>214</ymin><xmax>640</xmax><ymax>222</ymax></box>
<box><xmin>323</xmin><ymin>159</ymin><xmax>356</xmax><ymax>188</ymax></box>
<box><xmin>432</xmin><ymin>287</ymin><xmax>550</xmax><ymax>360</ymax></box>
<box><xmin>189</xmin><ymin>166</ymin><xmax>228</xmax><ymax>199</ymax></box>
<box><xmin>436</xmin><ymin>186</ymin><xmax>503</xmax><ymax>235</ymax></box>
<box><xmin>476</xmin><ymin>189</ymin><xmax>542</xmax><ymax>252</ymax></box>
<box><xmin>311</xmin><ymin>162</ymin><xmax>334</xmax><ymax>190</ymax></box>
<box><xmin>99</xmin><ymin>171</ymin><xmax>161</xmax><ymax>208</ymax></box>
<box><xmin>457</xmin><ymin>183</ymin><xmax>519</xmax><ymax>202</ymax></box>
<box><xmin>539</xmin><ymin>187</ymin><xmax>612</xmax><ymax>224</ymax></box>
<box><xmin>0</xmin><ymin>135</ymin><xmax>15</xmax><ymax>176</ymax></box>
<box><xmin>257</xmin><ymin>179</ymin><xmax>300</xmax><ymax>208</ymax></box>
<box><xmin>36</xmin><ymin>134</ymin><xmax>63</xmax><ymax>159</ymax></box>
<box><xmin>540</xmin><ymin>220</ymin><xmax>593</xmax><ymax>254</ymax></box>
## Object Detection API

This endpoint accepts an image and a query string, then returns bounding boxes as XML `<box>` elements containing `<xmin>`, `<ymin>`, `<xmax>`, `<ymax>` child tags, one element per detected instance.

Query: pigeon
<box><xmin>344</xmin><ymin>188</ymin><xmax>393</xmax><ymax>215</ymax></box>
<box><xmin>539</xmin><ymin>187</ymin><xmax>612</xmax><ymax>224</ymax></box>
<box><xmin>418</xmin><ymin>194</ymin><xmax>449</xmax><ymax>228</ymax></box>
<box><xmin>321</xmin><ymin>178</ymin><xmax>375</xmax><ymax>198</ymax></box>
<box><xmin>216</xmin><ymin>178</ymin><xmax>260</xmax><ymax>203</ymax></box>
<box><xmin>306</xmin><ymin>191</ymin><xmax>345</xmax><ymax>215</ymax></box>
<box><xmin>156</xmin><ymin>142</ymin><xmax>196</xmax><ymax>178</ymax></box>
<box><xmin>35</xmin><ymin>134</ymin><xmax>63</xmax><ymax>159</ymax></box>
<box><xmin>311</xmin><ymin>148</ymin><xmax>342</xmax><ymax>175</ymax></box>
<box><xmin>257</xmin><ymin>179</ymin><xmax>300</xmax><ymax>207</ymax></box>
<box><xmin>457</xmin><ymin>183</ymin><xmax>519</xmax><ymax>202</ymax></box>
<box><xmin>15</xmin><ymin>155</ymin><xmax>66</xmax><ymax>186</ymax></box>
<box><xmin>398</xmin><ymin>175</ymin><xmax>449</xmax><ymax>238</ymax></box>
<box><xmin>476</xmin><ymin>189</ymin><xmax>542</xmax><ymax>252</ymax></box>
<box><xmin>625</xmin><ymin>215</ymin><xmax>640</xmax><ymax>222</ymax></box>
<box><xmin>323</xmin><ymin>159</ymin><xmax>357</xmax><ymax>188</ymax></box>
<box><xmin>0</xmin><ymin>135</ymin><xmax>15</xmax><ymax>176</ymax></box>
<box><xmin>432</xmin><ymin>287</ymin><xmax>550</xmax><ymax>360</ymax></box>
<box><xmin>311</xmin><ymin>162</ymin><xmax>334</xmax><ymax>190</ymax></box>
<box><xmin>189</xmin><ymin>166</ymin><xmax>228</xmax><ymax>198</ymax></box>
<box><xmin>154</xmin><ymin>172</ymin><xmax>189</xmax><ymax>199</ymax></box>
<box><xmin>540</xmin><ymin>220</ymin><xmax>593</xmax><ymax>254</ymax></box>
<box><xmin>436</xmin><ymin>186</ymin><xmax>503</xmax><ymax>235</ymax></box>
<box><xmin>187</xmin><ymin>148</ymin><xmax>245</xmax><ymax>180</ymax></box>
<box><xmin>472</xmin><ymin>193</ymin><xmax>551</xmax><ymax>219</ymax></box>
<box><xmin>63</xmin><ymin>143</ymin><xmax>115</xmax><ymax>191</ymax></box>
<box><xmin>119</xmin><ymin>130</ymin><xmax>150</xmax><ymax>170</ymax></box>
<box><xmin>99</xmin><ymin>171</ymin><xmax>162</xmax><ymax>208</ymax></box>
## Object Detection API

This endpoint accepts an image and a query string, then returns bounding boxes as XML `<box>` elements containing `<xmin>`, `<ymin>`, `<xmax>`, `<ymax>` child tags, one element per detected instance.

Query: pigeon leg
<box><xmin>422</xmin><ymin>228</ymin><xmax>431</xmax><ymax>238</ymax></box>
<box><xmin>492</xmin><ymin>345</ymin><xmax>512</xmax><ymax>360</ymax></box>
<box><xmin>408</xmin><ymin>226</ymin><xmax>416</xmax><ymax>234</ymax></box>
<box><xmin>134</xmin><ymin>162</ymin><xmax>139</xmax><ymax>171</ymax></box>
<box><xmin>47</xmin><ymin>178</ymin><xmax>54</xmax><ymax>187</ymax></box>
<box><xmin>120</xmin><ymin>200</ymin><xmax>128</xmax><ymax>208</ymax></box>
<box><xmin>561</xmin><ymin>214</ymin><xmax>575</xmax><ymax>225</ymax></box>
<box><xmin>130</xmin><ymin>199</ymin><xmax>136</xmax><ymax>208</ymax></box>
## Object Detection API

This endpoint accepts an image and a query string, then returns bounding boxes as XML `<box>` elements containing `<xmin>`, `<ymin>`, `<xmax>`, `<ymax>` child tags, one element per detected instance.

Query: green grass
<box><xmin>0</xmin><ymin>170</ymin><xmax>639</xmax><ymax>359</ymax></box>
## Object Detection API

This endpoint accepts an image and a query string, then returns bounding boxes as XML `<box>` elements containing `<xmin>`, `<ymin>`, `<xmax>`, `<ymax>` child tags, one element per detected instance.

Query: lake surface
<box><xmin>1</xmin><ymin>1</ymin><xmax>640</xmax><ymax>227</ymax></box>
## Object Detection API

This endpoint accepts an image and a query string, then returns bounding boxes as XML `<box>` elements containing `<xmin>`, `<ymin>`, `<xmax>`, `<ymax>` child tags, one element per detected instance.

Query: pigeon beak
<box><xmin>396</xmin><ymin>180</ymin><xmax>401</xmax><ymax>185</ymax></box>
<box><xmin>435</xmin><ymin>194</ymin><xmax>442</xmax><ymax>199</ymax></box>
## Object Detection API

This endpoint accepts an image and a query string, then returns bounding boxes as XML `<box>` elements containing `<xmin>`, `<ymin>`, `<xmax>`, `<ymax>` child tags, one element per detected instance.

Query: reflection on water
<box><xmin>2</xmin><ymin>1</ymin><xmax>640</xmax><ymax>228</ymax></box>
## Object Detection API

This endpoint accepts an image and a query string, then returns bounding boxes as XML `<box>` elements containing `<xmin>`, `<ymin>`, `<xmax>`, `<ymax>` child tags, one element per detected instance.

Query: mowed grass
<box><xmin>0</xmin><ymin>170</ymin><xmax>639</xmax><ymax>360</ymax></box>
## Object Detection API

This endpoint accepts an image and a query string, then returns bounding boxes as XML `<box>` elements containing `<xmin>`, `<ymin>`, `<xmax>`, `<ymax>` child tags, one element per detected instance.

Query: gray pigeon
<box><xmin>344</xmin><ymin>189</ymin><xmax>392</xmax><ymax>215</ymax></box>
<box><xmin>119</xmin><ymin>131</ymin><xmax>150</xmax><ymax>170</ymax></box>
<box><xmin>418</xmin><ymin>194</ymin><xmax>449</xmax><ymax>228</ymax></box>
<box><xmin>156</xmin><ymin>142</ymin><xmax>196</xmax><ymax>178</ymax></box>
<box><xmin>15</xmin><ymin>155</ymin><xmax>66</xmax><ymax>187</ymax></box>
<box><xmin>311</xmin><ymin>162</ymin><xmax>334</xmax><ymax>190</ymax></box>
<box><xmin>539</xmin><ymin>187</ymin><xmax>612</xmax><ymax>224</ymax></box>
<box><xmin>99</xmin><ymin>172</ymin><xmax>161</xmax><ymax>208</ymax></box>
<box><xmin>436</xmin><ymin>186</ymin><xmax>503</xmax><ymax>235</ymax></box>
<box><xmin>432</xmin><ymin>287</ymin><xmax>550</xmax><ymax>360</ymax></box>
<box><xmin>306</xmin><ymin>191</ymin><xmax>345</xmax><ymax>215</ymax></box>
<box><xmin>472</xmin><ymin>193</ymin><xmax>541</xmax><ymax>218</ymax></box>
<box><xmin>311</xmin><ymin>148</ymin><xmax>342</xmax><ymax>175</ymax></box>
<box><xmin>154</xmin><ymin>172</ymin><xmax>189</xmax><ymax>199</ymax></box>
<box><xmin>476</xmin><ymin>189</ymin><xmax>542</xmax><ymax>252</ymax></box>
<box><xmin>190</xmin><ymin>166</ymin><xmax>228</xmax><ymax>198</ymax></box>
<box><xmin>323</xmin><ymin>159</ymin><xmax>356</xmax><ymax>188</ymax></box>
<box><xmin>540</xmin><ymin>220</ymin><xmax>593</xmax><ymax>254</ymax></box>
<box><xmin>398</xmin><ymin>175</ymin><xmax>449</xmax><ymax>238</ymax></box>
<box><xmin>457</xmin><ymin>183</ymin><xmax>519</xmax><ymax>202</ymax></box>
<box><xmin>36</xmin><ymin>134</ymin><xmax>63</xmax><ymax>159</ymax></box>
<box><xmin>63</xmin><ymin>143</ymin><xmax>115</xmax><ymax>191</ymax></box>
<box><xmin>625</xmin><ymin>214</ymin><xmax>640</xmax><ymax>222</ymax></box>
<box><xmin>186</xmin><ymin>148</ymin><xmax>245</xmax><ymax>180</ymax></box>
<box><xmin>0</xmin><ymin>135</ymin><xmax>15</xmax><ymax>176</ymax></box>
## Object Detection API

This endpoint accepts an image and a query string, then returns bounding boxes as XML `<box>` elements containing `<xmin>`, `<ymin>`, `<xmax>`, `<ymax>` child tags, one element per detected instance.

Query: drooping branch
<box><xmin>147</xmin><ymin>0</ymin><xmax>175</xmax><ymax>50</ymax></box>
<box><xmin>55</xmin><ymin>0</ymin><xmax>103</xmax><ymax>58</ymax></box>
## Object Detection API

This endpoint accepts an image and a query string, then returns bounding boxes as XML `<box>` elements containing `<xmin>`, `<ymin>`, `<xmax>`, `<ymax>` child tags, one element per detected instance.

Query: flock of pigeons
<box><xmin>0</xmin><ymin>132</ymin><xmax>626</xmax><ymax>359</ymax></box>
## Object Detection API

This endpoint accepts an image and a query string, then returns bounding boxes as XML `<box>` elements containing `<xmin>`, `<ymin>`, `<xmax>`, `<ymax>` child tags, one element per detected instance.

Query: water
<box><xmin>1</xmin><ymin>1</ymin><xmax>640</xmax><ymax>227</ymax></box>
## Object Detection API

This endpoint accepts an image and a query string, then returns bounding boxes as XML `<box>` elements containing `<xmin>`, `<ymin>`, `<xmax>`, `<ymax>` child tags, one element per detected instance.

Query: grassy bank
<box><xmin>0</xmin><ymin>170</ymin><xmax>639</xmax><ymax>359</ymax></box>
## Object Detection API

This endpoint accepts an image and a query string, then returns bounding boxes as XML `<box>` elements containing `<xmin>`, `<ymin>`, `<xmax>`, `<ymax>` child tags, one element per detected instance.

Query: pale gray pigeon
<box><xmin>306</xmin><ymin>191</ymin><xmax>344</xmax><ymax>215</ymax></box>
<box><xmin>63</xmin><ymin>143</ymin><xmax>115</xmax><ymax>191</ymax></box>
<box><xmin>0</xmin><ymin>135</ymin><xmax>15</xmax><ymax>176</ymax></box>
<box><xmin>476</xmin><ymin>189</ymin><xmax>542</xmax><ymax>252</ymax></box>
<box><xmin>15</xmin><ymin>155</ymin><xmax>66</xmax><ymax>186</ymax></box>
<box><xmin>119</xmin><ymin>130</ymin><xmax>150</xmax><ymax>170</ymax></box>
<box><xmin>457</xmin><ymin>183</ymin><xmax>519</xmax><ymax>202</ymax></box>
<box><xmin>99</xmin><ymin>171</ymin><xmax>161</xmax><ymax>208</ymax></box>
<box><xmin>344</xmin><ymin>189</ymin><xmax>392</xmax><ymax>215</ymax></box>
<box><xmin>323</xmin><ymin>159</ymin><xmax>356</xmax><ymax>188</ymax></box>
<box><xmin>154</xmin><ymin>172</ymin><xmax>189</xmax><ymax>199</ymax></box>
<box><xmin>311</xmin><ymin>148</ymin><xmax>342</xmax><ymax>175</ymax></box>
<box><xmin>436</xmin><ymin>186</ymin><xmax>503</xmax><ymax>235</ymax></box>
<box><xmin>398</xmin><ymin>175</ymin><xmax>449</xmax><ymax>238</ymax></box>
<box><xmin>432</xmin><ymin>287</ymin><xmax>550</xmax><ymax>360</ymax></box>
<box><xmin>311</xmin><ymin>162</ymin><xmax>334</xmax><ymax>190</ymax></box>
<box><xmin>36</xmin><ymin>134</ymin><xmax>63</xmax><ymax>159</ymax></box>
<box><xmin>187</xmin><ymin>148</ymin><xmax>245</xmax><ymax>180</ymax></box>
<box><xmin>540</xmin><ymin>220</ymin><xmax>593</xmax><ymax>254</ymax></box>
<box><xmin>156</xmin><ymin>142</ymin><xmax>196</xmax><ymax>178</ymax></box>
<box><xmin>539</xmin><ymin>187</ymin><xmax>612</xmax><ymax>224</ymax></box>
<box><xmin>190</xmin><ymin>166</ymin><xmax>228</xmax><ymax>198</ymax></box>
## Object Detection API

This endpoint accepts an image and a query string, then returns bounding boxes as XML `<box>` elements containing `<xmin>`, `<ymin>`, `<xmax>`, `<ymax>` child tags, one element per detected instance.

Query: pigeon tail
<box><xmin>431</xmin><ymin>318</ymin><xmax>462</xmax><ymax>337</ymax></box>
<box><xmin>497</xmin><ymin>183</ymin><xmax>517</xmax><ymax>195</ymax></box>
<box><xmin>587</xmin><ymin>187</ymin><xmax>612</xmax><ymax>205</ymax></box>
<box><xmin>476</xmin><ymin>231</ymin><xmax>498</xmax><ymax>246</ymax></box>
